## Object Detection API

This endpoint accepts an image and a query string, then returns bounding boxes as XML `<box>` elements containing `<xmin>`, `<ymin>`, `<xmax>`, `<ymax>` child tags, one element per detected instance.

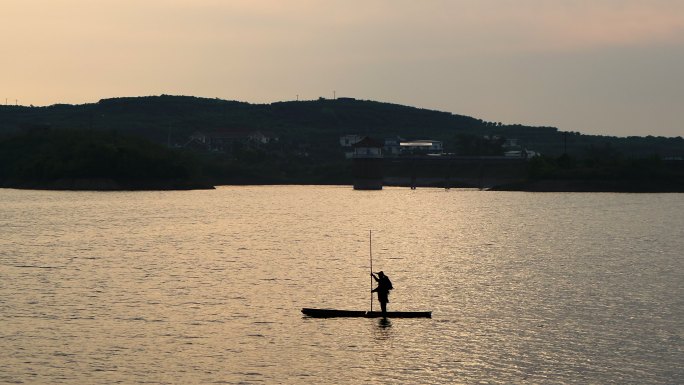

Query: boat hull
<box><xmin>301</xmin><ymin>308</ymin><xmax>432</xmax><ymax>318</ymax></box>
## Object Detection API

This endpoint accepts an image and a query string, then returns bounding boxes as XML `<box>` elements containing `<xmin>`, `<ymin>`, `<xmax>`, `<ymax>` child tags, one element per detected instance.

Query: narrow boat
<box><xmin>302</xmin><ymin>231</ymin><xmax>432</xmax><ymax>320</ymax></box>
<box><xmin>302</xmin><ymin>308</ymin><xmax>432</xmax><ymax>318</ymax></box>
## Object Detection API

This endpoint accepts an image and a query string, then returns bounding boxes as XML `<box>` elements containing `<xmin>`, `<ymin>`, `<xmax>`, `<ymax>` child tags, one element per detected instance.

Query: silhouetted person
<box><xmin>371</xmin><ymin>271</ymin><xmax>393</xmax><ymax>315</ymax></box>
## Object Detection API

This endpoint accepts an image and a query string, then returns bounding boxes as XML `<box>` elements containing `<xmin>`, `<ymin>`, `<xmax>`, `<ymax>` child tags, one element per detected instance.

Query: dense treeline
<box><xmin>488</xmin><ymin>153</ymin><xmax>684</xmax><ymax>192</ymax></box>
<box><xmin>0</xmin><ymin>128</ymin><xmax>212</xmax><ymax>189</ymax></box>
<box><xmin>530</xmin><ymin>154</ymin><xmax>683</xmax><ymax>180</ymax></box>
<box><xmin>0</xmin><ymin>127</ymin><xmax>352</xmax><ymax>189</ymax></box>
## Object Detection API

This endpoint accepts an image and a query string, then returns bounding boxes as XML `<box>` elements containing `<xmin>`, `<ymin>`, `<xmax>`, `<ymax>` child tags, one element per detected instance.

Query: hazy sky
<box><xmin>3</xmin><ymin>0</ymin><xmax>683</xmax><ymax>137</ymax></box>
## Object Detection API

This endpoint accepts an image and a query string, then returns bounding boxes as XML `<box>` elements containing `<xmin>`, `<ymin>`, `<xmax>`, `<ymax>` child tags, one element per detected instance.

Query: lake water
<box><xmin>1</xmin><ymin>186</ymin><xmax>682</xmax><ymax>384</ymax></box>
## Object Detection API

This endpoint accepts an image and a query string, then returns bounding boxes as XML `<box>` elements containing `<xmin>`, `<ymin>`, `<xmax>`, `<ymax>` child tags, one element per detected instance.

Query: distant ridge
<box><xmin>1</xmin><ymin>95</ymin><xmax>682</xmax><ymax>191</ymax></box>
<box><xmin>1</xmin><ymin>95</ymin><xmax>682</xmax><ymax>158</ymax></box>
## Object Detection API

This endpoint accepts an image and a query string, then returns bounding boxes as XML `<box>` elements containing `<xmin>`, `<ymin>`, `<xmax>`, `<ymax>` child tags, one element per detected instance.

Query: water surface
<box><xmin>1</xmin><ymin>186</ymin><xmax>682</xmax><ymax>384</ymax></box>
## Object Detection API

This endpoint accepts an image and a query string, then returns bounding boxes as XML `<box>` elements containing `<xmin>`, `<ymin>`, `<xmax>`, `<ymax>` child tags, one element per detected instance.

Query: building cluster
<box><xmin>340</xmin><ymin>135</ymin><xmax>444</xmax><ymax>158</ymax></box>
<box><xmin>179</xmin><ymin>129</ymin><xmax>538</xmax><ymax>160</ymax></box>
<box><xmin>499</xmin><ymin>138</ymin><xmax>540</xmax><ymax>158</ymax></box>
<box><xmin>341</xmin><ymin>134</ymin><xmax>539</xmax><ymax>159</ymax></box>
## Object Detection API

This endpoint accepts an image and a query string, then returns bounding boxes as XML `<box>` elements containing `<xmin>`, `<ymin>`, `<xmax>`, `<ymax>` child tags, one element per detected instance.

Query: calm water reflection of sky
<box><xmin>1</xmin><ymin>187</ymin><xmax>682</xmax><ymax>384</ymax></box>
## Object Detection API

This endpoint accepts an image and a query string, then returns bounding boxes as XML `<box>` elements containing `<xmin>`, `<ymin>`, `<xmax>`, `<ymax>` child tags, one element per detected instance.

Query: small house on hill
<box><xmin>383</xmin><ymin>136</ymin><xmax>405</xmax><ymax>156</ymax></box>
<box><xmin>340</xmin><ymin>134</ymin><xmax>363</xmax><ymax>147</ymax></box>
<box><xmin>341</xmin><ymin>134</ymin><xmax>371</xmax><ymax>159</ymax></box>
<box><xmin>353</xmin><ymin>136</ymin><xmax>383</xmax><ymax>158</ymax></box>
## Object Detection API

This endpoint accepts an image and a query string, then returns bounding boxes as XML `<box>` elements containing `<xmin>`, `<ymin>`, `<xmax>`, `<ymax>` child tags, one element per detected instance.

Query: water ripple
<box><xmin>1</xmin><ymin>187</ymin><xmax>682</xmax><ymax>384</ymax></box>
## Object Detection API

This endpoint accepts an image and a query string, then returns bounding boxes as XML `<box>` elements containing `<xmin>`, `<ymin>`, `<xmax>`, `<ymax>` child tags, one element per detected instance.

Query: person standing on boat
<box><xmin>371</xmin><ymin>271</ymin><xmax>393</xmax><ymax>315</ymax></box>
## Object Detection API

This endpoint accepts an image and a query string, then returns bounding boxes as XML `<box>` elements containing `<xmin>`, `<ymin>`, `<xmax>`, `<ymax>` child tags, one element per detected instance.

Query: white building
<box><xmin>399</xmin><ymin>140</ymin><xmax>443</xmax><ymax>155</ymax></box>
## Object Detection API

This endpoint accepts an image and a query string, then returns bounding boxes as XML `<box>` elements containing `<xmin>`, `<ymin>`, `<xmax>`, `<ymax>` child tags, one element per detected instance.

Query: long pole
<box><xmin>369</xmin><ymin>230</ymin><xmax>373</xmax><ymax>312</ymax></box>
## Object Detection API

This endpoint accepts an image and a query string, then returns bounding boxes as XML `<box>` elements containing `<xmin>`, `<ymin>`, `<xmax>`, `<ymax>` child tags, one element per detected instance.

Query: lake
<box><xmin>1</xmin><ymin>186</ymin><xmax>682</xmax><ymax>384</ymax></box>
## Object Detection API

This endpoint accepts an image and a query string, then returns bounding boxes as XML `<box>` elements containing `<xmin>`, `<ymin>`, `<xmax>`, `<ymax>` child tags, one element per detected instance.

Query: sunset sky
<box><xmin>2</xmin><ymin>0</ymin><xmax>683</xmax><ymax>137</ymax></box>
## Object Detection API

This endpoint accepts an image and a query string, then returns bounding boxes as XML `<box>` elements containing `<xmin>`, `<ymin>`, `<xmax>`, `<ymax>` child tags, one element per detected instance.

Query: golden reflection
<box><xmin>378</xmin><ymin>318</ymin><xmax>392</xmax><ymax>329</ymax></box>
<box><xmin>373</xmin><ymin>319</ymin><xmax>393</xmax><ymax>342</ymax></box>
<box><xmin>1</xmin><ymin>187</ymin><xmax>682</xmax><ymax>384</ymax></box>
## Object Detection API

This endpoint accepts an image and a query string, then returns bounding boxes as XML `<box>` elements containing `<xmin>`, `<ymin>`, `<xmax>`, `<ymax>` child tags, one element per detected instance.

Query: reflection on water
<box><xmin>1</xmin><ymin>186</ymin><xmax>683</xmax><ymax>384</ymax></box>
<box><xmin>377</xmin><ymin>318</ymin><xmax>393</xmax><ymax>330</ymax></box>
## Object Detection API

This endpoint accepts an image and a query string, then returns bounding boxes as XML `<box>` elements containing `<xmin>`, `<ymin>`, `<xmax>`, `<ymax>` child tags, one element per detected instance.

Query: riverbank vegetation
<box><xmin>491</xmin><ymin>152</ymin><xmax>684</xmax><ymax>192</ymax></box>
<box><xmin>0</xmin><ymin>128</ymin><xmax>352</xmax><ymax>190</ymax></box>
<box><xmin>0</xmin><ymin>128</ymin><xmax>212</xmax><ymax>190</ymax></box>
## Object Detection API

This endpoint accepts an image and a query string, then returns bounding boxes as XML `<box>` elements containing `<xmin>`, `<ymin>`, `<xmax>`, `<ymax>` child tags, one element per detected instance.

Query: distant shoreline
<box><xmin>489</xmin><ymin>179</ymin><xmax>684</xmax><ymax>193</ymax></box>
<box><xmin>3</xmin><ymin>178</ymin><xmax>684</xmax><ymax>193</ymax></box>
<box><xmin>1</xmin><ymin>178</ymin><xmax>215</xmax><ymax>191</ymax></box>
<box><xmin>384</xmin><ymin>176</ymin><xmax>684</xmax><ymax>192</ymax></box>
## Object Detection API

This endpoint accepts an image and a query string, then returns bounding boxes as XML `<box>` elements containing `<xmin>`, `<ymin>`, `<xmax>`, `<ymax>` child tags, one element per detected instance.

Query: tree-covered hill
<box><xmin>1</xmin><ymin>95</ymin><xmax>682</xmax><ymax>191</ymax></box>
<box><xmin>1</xmin><ymin>95</ymin><xmax>681</xmax><ymax>159</ymax></box>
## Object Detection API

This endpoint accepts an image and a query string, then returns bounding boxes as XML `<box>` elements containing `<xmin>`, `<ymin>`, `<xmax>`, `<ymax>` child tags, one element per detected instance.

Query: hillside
<box><xmin>1</xmin><ymin>95</ymin><xmax>682</xmax><ymax>191</ymax></box>
<box><xmin>1</xmin><ymin>95</ymin><xmax>681</xmax><ymax>159</ymax></box>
